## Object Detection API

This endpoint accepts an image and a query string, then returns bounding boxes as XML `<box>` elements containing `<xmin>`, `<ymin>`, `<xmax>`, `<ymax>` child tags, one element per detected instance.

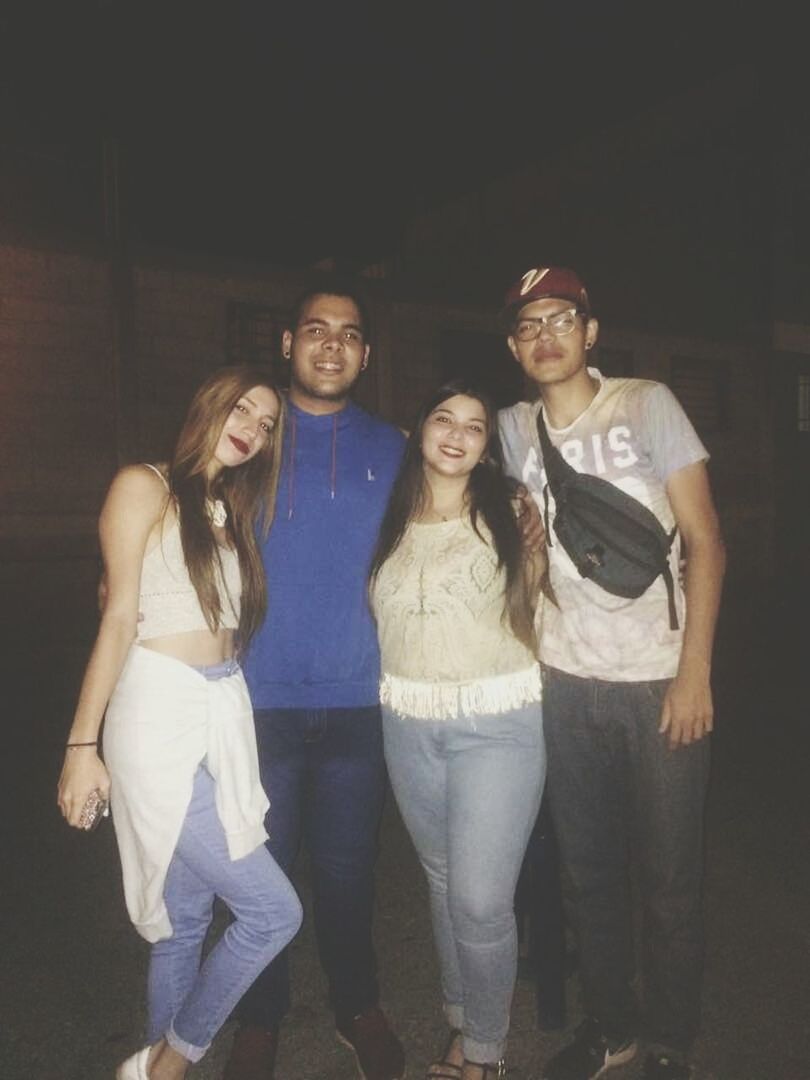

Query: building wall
<box><xmin>595</xmin><ymin>328</ymin><xmax>773</xmax><ymax>580</ymax></box>
<box><xmin>0</xmin><ymin>242</ymin><xmax>114</xmax><ymax>677</ymax></box>
<box><xmin>0</xmin><ymin>237</ymin><xmax>790</xmax><ymax>673</ymax></box>
<box><xmin>130</xmin><ymin>257</ymin><xmax>298</xmax><ymax>461</ymax></box>
<box><xmin>0</xmin><ymin>243</ymin><xmax>114</xmax><ymax>547</ymax></box>
<box><xmin>0</xmin><ymin>242</ymin><xmax>303</xmax><ymax>668</ymax></box>
<box><xmin>0</xmin><ymin>240</ymin><xmax>404</xmax><ymax>668</ymax></box>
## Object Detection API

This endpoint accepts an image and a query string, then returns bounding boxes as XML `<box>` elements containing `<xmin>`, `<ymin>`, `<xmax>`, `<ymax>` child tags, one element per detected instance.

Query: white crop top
<box><xmin>137</xmin><ymin>466</ymin><xmax>241</xmax><ymax>641</ymax></box>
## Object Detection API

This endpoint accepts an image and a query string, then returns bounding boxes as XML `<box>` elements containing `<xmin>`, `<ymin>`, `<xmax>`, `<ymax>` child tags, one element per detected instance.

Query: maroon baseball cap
<box><xmin>502</xmin><ymin>266</ymin><xmax>590</xmax><ymax>320</ymax></box>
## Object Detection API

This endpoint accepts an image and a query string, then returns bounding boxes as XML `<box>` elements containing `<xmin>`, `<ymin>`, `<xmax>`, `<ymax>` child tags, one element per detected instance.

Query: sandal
<box><xmin>426</xmin><ymin>1028</ymin><xmax>463</xmax><ymax>1078</ymax></box>
<box><xmin>462</xmin><ymin>1060</ymin><xmax>507</xmax><ymax>1079</ymax></box>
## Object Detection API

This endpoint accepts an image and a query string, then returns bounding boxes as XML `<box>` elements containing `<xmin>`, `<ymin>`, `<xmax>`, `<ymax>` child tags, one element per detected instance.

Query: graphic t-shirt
<box><xmin>498</xmin><ymin>370</ymin><xmax>708</xmax><ymax>681</ymax></box>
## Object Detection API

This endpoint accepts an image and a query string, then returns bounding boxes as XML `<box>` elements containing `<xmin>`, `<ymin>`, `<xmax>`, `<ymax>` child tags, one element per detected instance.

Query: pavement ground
<box><xmin>1</xmin><ymin>583</ymin><xmax>807</xmax><ymax>1080</ymax></box>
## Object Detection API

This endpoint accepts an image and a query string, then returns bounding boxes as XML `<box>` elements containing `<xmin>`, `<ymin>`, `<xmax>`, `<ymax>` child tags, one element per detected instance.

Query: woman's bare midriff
<box><xmin>139</xmin><ymin>628</ymin><xmax>236</xmax><ymax>667</ymax></box>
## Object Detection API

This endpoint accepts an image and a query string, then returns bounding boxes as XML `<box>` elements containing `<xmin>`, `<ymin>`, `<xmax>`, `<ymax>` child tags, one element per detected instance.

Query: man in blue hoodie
<box><xmin>224</xmin><ymin>283</ymin><xmax>407</xmax><ymax>1080</ymax></box>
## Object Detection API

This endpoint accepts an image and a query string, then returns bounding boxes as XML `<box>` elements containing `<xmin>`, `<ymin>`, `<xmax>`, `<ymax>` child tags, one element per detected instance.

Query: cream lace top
<box><xmin>370</xmin><ymin>516</ymin><xmax>541</xmax><ymax>720</ymax></box>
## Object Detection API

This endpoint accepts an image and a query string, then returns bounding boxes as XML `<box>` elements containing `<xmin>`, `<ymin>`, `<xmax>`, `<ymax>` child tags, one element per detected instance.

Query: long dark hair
<box><xmin>168</xmin><ymin>364</ymin><xmax>285</xmax><ymax>646</ymax></box>
<box><xmin>370</xmin><ymin>379</ymin><xmax>537</xmax><ymax>651</ymax></box>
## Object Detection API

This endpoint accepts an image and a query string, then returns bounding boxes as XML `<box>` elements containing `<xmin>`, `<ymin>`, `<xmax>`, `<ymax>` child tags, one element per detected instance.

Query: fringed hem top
<box><xmin>370</xmin><ymin>516</ymin><xmax>542</xmax><ymax>721</ymax></box>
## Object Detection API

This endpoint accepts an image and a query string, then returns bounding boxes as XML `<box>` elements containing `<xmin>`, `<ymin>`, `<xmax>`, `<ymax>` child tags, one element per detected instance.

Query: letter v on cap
<box><xmin>520</xmin><ymin>268</ymin><xmax>551</xmax><ymax>295</ymax></box>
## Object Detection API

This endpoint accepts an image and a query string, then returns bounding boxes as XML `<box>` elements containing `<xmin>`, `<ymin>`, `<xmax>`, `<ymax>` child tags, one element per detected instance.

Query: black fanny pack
<box><xmin>536</xmin><ymin>409</ymin><xmax>679</xmax><ymax>630</ymax></box>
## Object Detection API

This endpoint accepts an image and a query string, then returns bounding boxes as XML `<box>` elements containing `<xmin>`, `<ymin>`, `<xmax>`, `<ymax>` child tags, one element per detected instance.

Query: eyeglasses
<box><xmin>512</xmin><ymin>308</ymin><xmax>583</xmax><ymax>342</ymax></box>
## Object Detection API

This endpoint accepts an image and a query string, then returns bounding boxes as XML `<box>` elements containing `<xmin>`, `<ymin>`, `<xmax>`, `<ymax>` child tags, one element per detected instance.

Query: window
<box><xmin>227</xmin><ymin>302</ymin><xmax>288</xmax><ymax>385</ymax></box>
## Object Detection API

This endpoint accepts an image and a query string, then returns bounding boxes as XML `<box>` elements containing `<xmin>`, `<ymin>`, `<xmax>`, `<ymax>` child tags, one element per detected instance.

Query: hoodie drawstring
<box><xmin>287</xmin><ymin>410</ymin><xmax>297</xmax><ymax>520</ymax></box>
<box><xmin>286</xmin><ymin>410</ymin><xmax>338</xmax><ymax>520</ymax></box>
<box><xmin>330</xmin><ymin>414</ymin><xmax>337</xmax><ymax>500</ymax></box>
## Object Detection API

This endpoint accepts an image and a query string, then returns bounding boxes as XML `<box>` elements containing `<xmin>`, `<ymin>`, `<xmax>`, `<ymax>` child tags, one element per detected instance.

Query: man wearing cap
<box><xmin>498</xmin><ymin>267</ymin><xmax>725</xmax><ymax>1080</ymax></box>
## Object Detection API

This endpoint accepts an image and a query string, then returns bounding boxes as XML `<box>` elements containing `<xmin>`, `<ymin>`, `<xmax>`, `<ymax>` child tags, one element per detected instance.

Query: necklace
<box><xmin>206</xmin><ymin>498</ymin><xmax>227</xmax><ymax>527</ymax></box>
<box><xmin>422</xmin><ymin>505</ymin><xmax>466</xmax><ymax>524</ymax></box>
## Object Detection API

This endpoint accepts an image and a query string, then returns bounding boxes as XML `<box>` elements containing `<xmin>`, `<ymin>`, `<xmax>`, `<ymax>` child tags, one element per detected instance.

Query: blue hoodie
<box><xmin>243</xmin><ymin>400</ymin><xmax>406</xmax><ymax>710</ymax></box>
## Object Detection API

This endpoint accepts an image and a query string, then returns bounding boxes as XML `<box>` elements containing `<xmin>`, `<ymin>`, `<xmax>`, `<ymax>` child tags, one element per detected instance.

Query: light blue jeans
<box><xmin>146</xmin><ymin>765</ymin><xmax>303</xmax><ymax>1061</ymax></box>
<box><xmin>383</xmin><ymin>702</ymin><xmax>545</xmax><ymax>1063</ymax></box>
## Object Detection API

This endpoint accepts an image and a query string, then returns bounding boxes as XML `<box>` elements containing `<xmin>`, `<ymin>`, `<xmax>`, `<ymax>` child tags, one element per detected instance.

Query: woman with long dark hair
<box><xmin>57</xmin><ymin>365</ymin><xmax>302</xmax><ymax>1080</ymax></box>
<box><xmin>370</xmin><ymin>380</ymin><xmax>547</xmax><ymax>1080</ymax></box>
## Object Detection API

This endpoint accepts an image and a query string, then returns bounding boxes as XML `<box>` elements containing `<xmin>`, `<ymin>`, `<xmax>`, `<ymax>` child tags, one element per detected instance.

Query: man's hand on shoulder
<box><xmin>512</xmin><ymin>485</ymin><xmax>545</xmax><ymax>553</ymax></box>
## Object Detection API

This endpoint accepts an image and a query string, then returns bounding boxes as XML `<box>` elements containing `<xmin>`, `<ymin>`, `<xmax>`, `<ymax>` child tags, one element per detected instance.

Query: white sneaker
<box><xmin>116</xmin><ymin>1045</ymin><xmax>151</xmax><ymax>1080</ymax></box>
<box><xmin>542</xmin><ymin>1018</ymin><xmax>637</xmax><ymax>1080</ymax></box>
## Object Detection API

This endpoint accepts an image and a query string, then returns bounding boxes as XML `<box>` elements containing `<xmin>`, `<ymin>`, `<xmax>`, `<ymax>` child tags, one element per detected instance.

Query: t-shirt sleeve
<box><xmin>638</xmin><ymin>382</ymin><xmax>709</xmax><ymax>482</ymax></box>
<box><xmin>497</xmin><ymin>405</ymin><xmax>526</xmax><ymax>481</ymax></box>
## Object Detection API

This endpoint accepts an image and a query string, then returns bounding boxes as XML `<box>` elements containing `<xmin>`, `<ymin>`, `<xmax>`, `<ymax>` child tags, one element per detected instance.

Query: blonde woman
<box><xmin>57</xmin><ymin>366</ymin><xmax>302</xmax><ymax>1080</ymax></box>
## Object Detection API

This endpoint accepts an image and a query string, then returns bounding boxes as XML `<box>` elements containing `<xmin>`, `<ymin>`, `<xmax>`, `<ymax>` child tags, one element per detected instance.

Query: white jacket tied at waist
<box><xmin>103</xmin><ymin>645</ymin><xmax>269</xmax><ymax>943</ymax></box>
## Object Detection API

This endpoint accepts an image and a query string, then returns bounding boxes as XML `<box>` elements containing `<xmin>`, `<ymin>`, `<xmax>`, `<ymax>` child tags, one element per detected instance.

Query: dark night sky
<box><xmin>1</xmin><ymin>2</ymin><xmax>758</xmax><ymax>265</ymax></box>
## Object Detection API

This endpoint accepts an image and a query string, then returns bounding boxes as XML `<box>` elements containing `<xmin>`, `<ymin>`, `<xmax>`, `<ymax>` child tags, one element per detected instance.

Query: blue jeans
<box><xmin>541</xmin><ymin>665</ymin><xmax>710</xmax><ymax>1054</ymax></box>
<box><xmin>146</xmin><ymin>767</ymin><xmax>302</xmax><ymax>1062</ymax></box>
<box><xmin>383</xmin><ymin>703</ymin><xmax>545</xmax><ymax>1063</ymax></box>
<box><xmin>236</xmin><ymin>706</ymin><xmax>386</xmax><ymax>1029</ymax></box>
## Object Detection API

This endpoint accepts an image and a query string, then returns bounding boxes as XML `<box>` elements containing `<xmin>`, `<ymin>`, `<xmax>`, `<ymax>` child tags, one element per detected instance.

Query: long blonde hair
<box><xmin>168</xmin><ymin>364</ymin><xmax>284</xmax><ymax>646</ymax></box>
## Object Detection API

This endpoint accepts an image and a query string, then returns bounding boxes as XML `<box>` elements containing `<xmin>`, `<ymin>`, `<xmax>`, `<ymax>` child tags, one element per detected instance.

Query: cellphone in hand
<box><xmin>79</xmin><ymin>789</ymin><xmax>109</xmax><ymax>831</ymax></box>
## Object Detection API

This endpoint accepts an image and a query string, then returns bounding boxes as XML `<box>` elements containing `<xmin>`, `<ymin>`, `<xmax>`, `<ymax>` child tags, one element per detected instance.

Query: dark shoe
<box><xmin>642</xmin><ymin>1051</ymin><xmax>691</xmax><ymax>1079</ymax></box>
<box><xmin>336</xmin><ymin>1006</ymin><xmax>406</xmax><ymax>1080</ymax></box>
<box><xmin>541</xmin><ymin>1017</ymin><xmax>637</xmax><ymax>1080</ymax></box>
<box><xmin>426</xmin><ymin>1028</ymin><xmax>462</xmax><ymax>1078</ymax></box>
<box><xmin>222</xmin><ymin>1024</ymin><xmax>279</xmax><ymax>1080</ymax></box>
